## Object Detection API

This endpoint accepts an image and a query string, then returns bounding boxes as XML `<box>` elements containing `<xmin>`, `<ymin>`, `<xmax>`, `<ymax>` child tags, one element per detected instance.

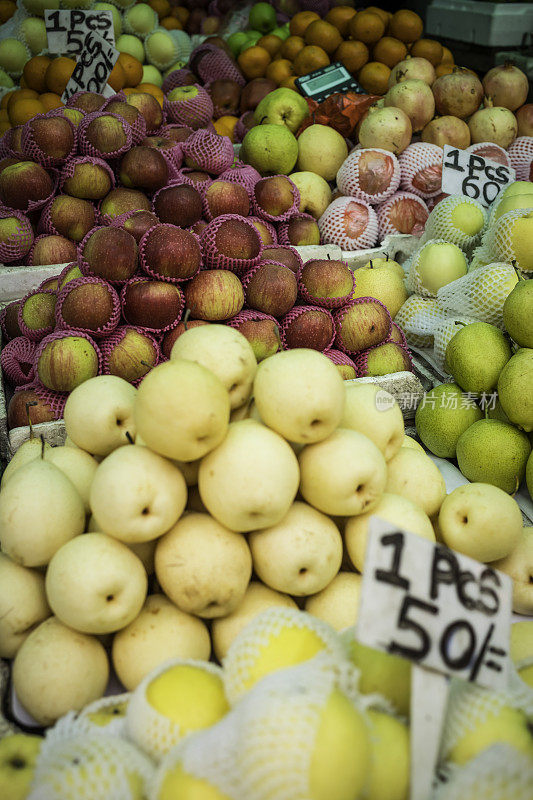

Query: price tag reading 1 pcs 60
<box><xmin>441</xmin><ymin>144</ymin><xmax>515</xmax><ymax>207</ymax></box>
<box><xmin>62</xmin><ymin>31</ymin><xmax>119</xmax><ymax>103</ymax></box>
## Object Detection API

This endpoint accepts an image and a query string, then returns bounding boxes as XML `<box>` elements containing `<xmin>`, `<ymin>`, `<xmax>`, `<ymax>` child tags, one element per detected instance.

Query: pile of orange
<box><xmin>148</xmin><ymin>0</ymin><xmax>189</xmax><ymax>31</ymax></box>
<box><xmin>235</xmin><ymin>7</ymin><xmax>456</xmax><ymax>96</ymax></box>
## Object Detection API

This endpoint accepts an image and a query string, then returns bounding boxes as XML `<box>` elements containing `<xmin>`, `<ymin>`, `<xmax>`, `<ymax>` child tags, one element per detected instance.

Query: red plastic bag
<box><xmin>297</xmin><ymin>92</ymin><xmax>380</xmax><ymax>140</ymax></box>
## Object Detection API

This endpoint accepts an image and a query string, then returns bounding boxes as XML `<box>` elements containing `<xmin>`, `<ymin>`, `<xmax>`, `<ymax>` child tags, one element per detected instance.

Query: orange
<box><xmin>324</xmin><ymin>5</ymin><xmax>357</xmax><ymax>37</ymax></box>
<box><xmin>19</xmin><ymin>76</ymin><xmax>28</xmax><ymax>89</ymax></box>
<box><xmin>23</xmin><ymin>55</ymin><xmax>51</xmax><ymax>94</ymax></box>
<box><xmin>237</xmin><ymin>45</ymin><xmax>271</xmax><ymax>80</ymax></box>
<box><xmin>0</xmin><ymin>91</ymin><xmax>14</xmax><ymax>110</ymax></box>
<box><xmin>348</xmin><ymin>11</ymin><xmax>385</xmax><ymax>45</ymax></box>
<box><xmin>161</xmin><ymin>16</ymin><xmax>182</xmax><ymax>30</ymax></box>
<box><xmin>334</xmin><ymin>40</ymin><xmax>369</xmax><ymax>74</ymax></box>
<box><xmin>0</xmin><ymin>0</ymin><xmax>16</xmax><ymax>24</ymax></box>
<box><xmin>108</xmin><ymin>59</ymin><xmax>126</xmax><ymax>91</ymax></box>
<box><xmin>213</xmin><ymin>115</ymin><xmax>238</xmax><ymax>142</ymax></box>
<box><xmin>122</xmin><ymin>86</ymin><xmax>137</xmax><ymax>96</ymax></box>
<box><xmin>410</xmin><ymin>39</ymin><xmax>443</xmax><ymax>66</ymax></box>
<box><xmin>0</xmin><ymin>121</ymin><xmax>11</xmax><ymax>135</ymax></box>
<box><xmin>435</xmin><ymin>63</ymin><xmax>454</xmax><ymax>78</ymax></box>
<box><xmin>293</xmin><ymin>45</ymin><xmax>330</xmax><ymax>77</ymax></box>
<box><xmin>257</xmin><ymin>34</ymin><xmax>283</xmax><ymax>58</ymax></box>
<box><xmin>304</xmin><ymin>20</ymin><xmax>342</xmax><ymax>56</ymax></box>
<box><xmin>39</xmin><ymin>92</ymin><xmax>63</xmax><ymax>111</ymax></box>
<box><xmin>357</xmin><ymin>61</ymin><xmax>390</xmax><ymax>95</ymax></box>
<box><xmin>172</xmin><ymin>6</ymin><xmax>188</xmax><ymax>24</ymax></box>
<box><xmin>280</xmin><ymin>76</ymin><xmax>299</xmax><ymax>92</ymax></box>
<box><xmin>372</xmin><ymin>36</ymin><xmax>408</xmax><ymax>68</ymax></box>
<box><xmin>45</xmin><ymin>56</ymin><xmax>76</xmax><ymax>95</ymax></box>
<box><xmin>148</xmin><ymin>0</ymin><xmax>170</xmax><ymax>20</ymax></box>
<box><xmin>388</xmin><ymin>9</ymin><xmax>423</xmax><ymax>43</ymax></box>
<box><xmin>289</xmin><ymin>10</ymin><xmax>320</xmax><ymax>37</ymax></box>
<box><xmin>440</xmin><ymin>46</ymin><xmax>454</xmax><ymax>65</ymax></box>
<box><xmin>280</xmin><ymin>35</ymin><xmax>305</xmax><ymax>62</ymax></box>
<box><xmin>8</xmin><ymin>98</ymin><xmax>46</xmax><ymax>126</ymax></box>
<box><xmin>265</xmin><ymin>58</ymin><xmax>294</xmax><ymax>86</ymax></box>
<box><xmin>118</xmin><ymin>53</ymin><xmax>144</xmax><ymax>88</ymax></box>
<box><xmin>7</xmin><ymin>89</ymin><xmax>38</xmax><ymax>115</ymax></box>
<box><xmin>365</xmin><ymin>6</ymin><xmax>391</xmax><ymax>26</ymax></box>
<box><xmin>135</xmin><ymin>83</ymin><xmax>164</xmax><ymax>107</ymax></box>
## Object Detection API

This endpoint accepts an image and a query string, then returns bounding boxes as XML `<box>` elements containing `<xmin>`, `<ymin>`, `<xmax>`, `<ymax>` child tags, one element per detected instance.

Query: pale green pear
<box><xmin>446</xmin><ymin>321</ymin><xmax>512</xmax><ymax>393</ymax></box>
<box><xmin>503</xmin><ymin>278</ymin><xmax>533</xmax><ymax>349</ymax></box>
<box><xmin>456</xmin><ymin>419</ymin><xmax>531</xmax><ymax>493</ymax></box>
<box><xmin>527</xmin><ymin>451</ymin><xmax>533</xmax><ymax>500</ymax></box>
<box><xmin>497</xmin><ymin>349</ymin><xmax>533</xmax><ymax>432</ymax></box>
<box><xmin>241</xmin><ymin>124</ymin><xmax>299</xmax><ymax>175</ymax></box>
<box><xmin>1</xmin><ymin>437</ymin><xmax>51</xmax><ymax>488</ymax></box>
<box><xmin>352</xmin><ymin>266</ymin><xmax>408</xmax><ymax>319</ymax></box>
<box><xmin>415</xmin><ymin>383</ymin><xmax>483</xmax><ymax>458</ymax></box>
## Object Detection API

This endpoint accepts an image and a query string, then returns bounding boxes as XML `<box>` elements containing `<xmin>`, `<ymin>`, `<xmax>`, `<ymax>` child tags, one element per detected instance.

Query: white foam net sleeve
<box><xmin>42</xmin><ymin>694</ymin><xmax>131</xmax><ymax>745</ymax></box>
<box><xmin>418</xmin><ymin>194</ymin><xmax>488</xmax><ymax>253</ymax></box>
<box><xmin>26</xmin><ymin>733</ymin><xmax>155</xmax><ymax>800</ymax></box>
<box><xmin>435</xmin><ymin>262</ymin><xmax>518</xmax><ymax>328</ymax></box>
<box><xmin>399</xmin><ymin>142</ymin><xmax>443</xmax><ymax>199</ymax></box>
<box><xmin>507</xmin><ymin>136</ymin><xmax>533</xmax><ymax>182</ymax></box>
<box><xmin>478</xmin><ymin>207</ymin><xmax>533</xmax><ymax>274</ymax></box>
<box><xmin>408</xmin><ymin>238</ymin><xmax>466</xmax><ymax>298</ymax></box>
<box><xmin>433</xmin><ymin>316</ymin><xmax>480</xmax><ymax>371</ymax></box>
<box><xmin>222</xmin><ymin>607</ymin><xmax>349</xmax><ymax>705</ymax></box>
<box><xmin>433</xmin><ymin>744</ymin><xmax>533</xmax><ymax>800</ymax></box>
<box><xmin>394</xmin><ymin>295</ymin><xmax>448</xmax><ymax>348</ymax></box>
<box><xmin>318</xmin><ymin>196</ymin><xmax>379</xmax><ymax>251</ymax></box>
<box><xmin>125</xmin><ymin>657</ymin><xmax>225</xmax><ymax>762</ymax></box>
<box><xmin>336</xmin><ymin>148</ymin><xmax>401</xmax><ymax>205</ymax></box>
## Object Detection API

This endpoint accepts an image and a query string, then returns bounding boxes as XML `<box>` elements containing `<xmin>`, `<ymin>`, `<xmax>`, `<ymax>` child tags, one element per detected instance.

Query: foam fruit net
<box><xmin>377</xmin><ymin>191</ymin><xmax>429</xmax><ymax>239</ymax></box>
<box><xmin>399</xmin><ymin>142</ymin><xmax>443</xmax><ymax>199</ymax></box>
<box><xmin>418</xmin><ymin>194</ymin><xmax>487</xmax><ymax>253</ymax></box>
<box><xmin>182</xmin><ymin>129</ymin><xmax>234</xmax><ymax>175</ymax></box>
<box><xmin>434</xmin><ymin>744</ymin><xmax>533</xmax><ymax>800</ymax></box>
<box><xmin>466</xmin><ymin>142</ymin><xmax>511</xmax><ymax>168</ymax></box>
<box><xmin>336</xmin><ymin>148</ymin><xmax>400</xmax><ymax>205</ymax></box>
<box><xmin>318</xmin><ymin>197</ymin><xmax>379</xmax><ymax>251</ymax></box>
<box><xmin>164</xmin><ymin>85</ymin><xmax>214</xmax><ymax>131</ymax></box>
<box><xmin>507</xmin><ymin>136</ymin><xmax>533</xmax><ymax>182</ymax></box>
<box><xmin>0</xmin><ymin>207</ymin><xmax>34</xmax><ymax>262</ymax></box>
<box><xmin>394</xmin><ymin>295</ymin><xmax>447</xmax><ymax>349</ymax></box>
<box><xmin>436</xmin><ymin>262</ymin><xmax>518</xmax><ymax>328</ymax></box>
<box><xmin>473</xmin><ymin>208</ymin><xmax>533</xmax><ymax>274</ymax></box>
<box><xmin>433</xmin><ymin>315</ymin><xmax>482</xmax><ymax>370</ymax></box>
<box><xmin>27</xmin><ymin>734</ymin><xmax>154</xmax><ymax>800</ymax></box>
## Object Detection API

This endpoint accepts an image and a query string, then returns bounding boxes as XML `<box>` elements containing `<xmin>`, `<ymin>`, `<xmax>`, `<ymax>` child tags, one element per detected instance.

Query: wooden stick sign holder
<box><xmin>356</xmin><ymin>516</ymin><xmax>513</xmax><ymax>800</ymax></box>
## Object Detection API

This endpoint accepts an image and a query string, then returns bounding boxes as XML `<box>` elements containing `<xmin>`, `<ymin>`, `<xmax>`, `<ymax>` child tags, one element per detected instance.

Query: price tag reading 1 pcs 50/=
<box><xmin>356</xmin><ymin>517</ymin><xmax>513</xmax><ymax>800</ymax></box>
<box><xmin>441</xmin><ymin>144</ymin><xmax>515</xmax><ymax>207</ymax></box>
<box><xmin>45</xmin><ymin>9</ymin><xmax>115</xmax><ymax>54</ymax></box>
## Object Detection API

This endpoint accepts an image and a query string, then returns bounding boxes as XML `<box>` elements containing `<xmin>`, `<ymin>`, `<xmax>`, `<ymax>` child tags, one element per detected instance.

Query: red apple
<box><xmin>121</xmin><ymin>279</ymin><xmax>184</xmax><ymax>331</ymax></box>
<box><xmin>36</xmin><ymin>332</ymin><xmax>100</xmax><ymax>392</ymax></box>
<box><xmin>101</xmin><ymin>326</ymin><xmax>159</xmax><ymax>383</ymax></box>
<box><xmin>153</xmin><ymin>184</ymin><xmax>203</xmax><ymax>227</ymax></box>
<box><xmin>254</xmin><ymin>176</ymin><xmax>297</xmax><ymax>218</ymax></box>
<box><xmin>184</xmin><ymin>270</ymin><xmax>244</xmax><ymax>320</ymax></box>
<box><xmin>298</xmin><ymin>260</ymin><xmax>354</xmax><ymax>305</ymax></box>
<box><xmin>126</xmin><ymin>93</ymin><xmax>163</xmax><ymax>132</ymax></box>
<box><xmin>84</xmin><ymin>114</ymin><xmax>130</xmax><ymax>155</ymax></box>
<box><xmin>204</xmin><ymin>180</ymin><xmax>250</xmax><ymax>219</ymax></box>
<box><xmin>334</xmin><ymin>298</ymin><xmax>392</xmax><ymax>354</ymax></box>
<box><xmin>282</xmin><ymin>307</ymin><xmax>335</xmax><ymax>351</ymax></box>
<box><xmin>119</xmin><ymin>146</ymin><xmax>168</xmax><ymax>193</ymax></box>
<box><xmin>261</xmin><ymin>245</ymin><xmax>302</xmax><ymax>274</ymax></box>
<box><xmin>122</xmin><ymin>210</ymin><xmax>159</xmax><ymax>243</ymax></box>
<box><xmin>1</xmin><ymin>300</ymin><xmax>23</xmax><ymax>341</ymax></box>
<box><xmin>141</xmin><ymin>224</ymin><xmax>202</xmax><ymax>281</ymax></box>
<box><xmin>249</xmin><ymin>216</ymin><xmax>276</xmax><ymax>245</ymax></box>
<box><xmin>67</xmin><ymin>92</ymin><xmax>106</xmax><ymax>113</ymax></box>
<box><xmin>23</xmin><ymin>116</ymin><xmax>75</xmax><ymax>162</ymax></box>
<box><xmin>207</xmin><ymin>79</ymin><xmax>241</xmax><ymax>117</ymax></box>
<box><xmin>0</xmin><ymin>161</ymin><xmax>53</xmax><ymax>211</ymax></box>
<box><xmin>229</xmin><ymin>312</ymin><xmax>281</xmax><ymax>361</ymax></box>
<box><xmin>210</xmin><ymin>216</ymin><xmax>261</xmax><ymax>260</ymax></box>
<box><xmin>240</xmin><ymin>78</ymin><xmax>277</xmax><ymax>112</ymax></box>
<box><xmin>7</xmin><ymin>388</ymin><xmax>56</xmax><ymax>429</ymax></box>
<box><xmin>160</xmin><ymin>319</ymin><xmax>209</xmax><ymax>359</ymax></box>
<box><xmin>82</xmin><ymin>227</ymin><xmax>138</xmax><ymax>283</ymax></box>
<box><xmin>100</xmin><ymin>187</ymin><xmax>151</xmax><ymax>219</ymax></box>
<box><xmin>57</xmin><ymin>277</ymin><xmax>119</xmax><ymax>334</ymax></box>
<box><xmin>244</xmin><ymin>263</ymin><xmax>298</xmax><ymax>317</ymax></box>
<box><xmin>104</xmin><ymin>101</ymin><xmax>146</xmax><ymax>135</ymax></box>
<box><xmin>47</xmin><ymin>195</ymin><xmax>96</xmax><ymax>242</ymax></box>
<box><xmin>29</xmin><ymin>235</ymin><xmax>78</xmax><ymax>266</ymax></box>
<box><xmin>281</xmin><ymin>215</ymin><xmax>320</xmax><ymax>246</ymax></box>
<box><xmin>61</xmin><ymin>158</ymin><xmax>113</xmax><ymax>200</ymax></box>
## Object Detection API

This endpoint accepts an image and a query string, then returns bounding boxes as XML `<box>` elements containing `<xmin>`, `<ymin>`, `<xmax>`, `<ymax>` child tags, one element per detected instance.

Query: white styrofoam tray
<box><xmin>427</xmin><ymin>0</ymin><xmax>533</xmax><ymax>47</ymax></box>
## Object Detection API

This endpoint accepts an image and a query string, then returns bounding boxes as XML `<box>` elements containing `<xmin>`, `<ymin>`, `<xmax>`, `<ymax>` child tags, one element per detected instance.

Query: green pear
<box><xmin>527</xmin><ymin>451</ymin><xmax>533</xmax><ymax>500</ymax></box>
<box><xmin>497</xmin><ymin>349</ymin><xmax>533</xmax><ymax>432</ymax></box>
<box><xmin>487</xmin><ymin>397</ymin><xmax>512</xmax><ymax>424</ymax></box>
<box><xmin>415</xmin><ymin>383</ymin><xmax>483</xmax><ymax>458</ymax></box>
<box><xmin>241</xmin><ymin>123</ymin><xmax>299</xmax><ymax>175</ymax></box>
<box><xmin>345</xmin><ymin>636</ymin><xmax>411</xmax><ymax>717</ymax></box>
<box><xmin>249</xmin><ymin>2</ymin><xmax>277</xmax><ymax>33</ymax></box>
<box><xmin>361</xmin><ymin>256</ymin><xmax>405</xmax><ymax>279</ymax></box>
<box><xmin>500</xmin><ymin>181</ymin><xmax>533</xmax><ymax>201</ymax></box>
<box><xmin>0</xmin><ymin>734</ymin><xmax>42</xmax><ymax>800</ymax></box>
<box><xmin>254</xmin><ymin>87</ymin><xmax>310</xmax><ymax>133</ymax></box>
<box><xmin>493</xmin><ymin>193</ymin><xmax>533</xmax><ymax>222</ymax></box>
<box><xmin>503</xmin><ymin>278</ymin><xmax>533</xmax><ymax>349</ymax></box>
<box><xmin>364</xmin><ymin>711</ymin><xmax>409</xmax><ymax>800</ymax></box>
<box><xmin>456</xmin><ymin>419</ymin><xmax>531</xmax><ymax>493</ymax></box>
<box><xmin>446</xmin><ymin>321</ymin><xmax>512</xmax><ymax>393</ymax></box>
<box><xmin>1</xmin><ymin>437</ymin><xmax>51</xmax><ymax>488</ymax></box>
<box><xmin>352</xmin><ymin>265</ymin><xmax>408</xmax><ymax>318</ymax></box>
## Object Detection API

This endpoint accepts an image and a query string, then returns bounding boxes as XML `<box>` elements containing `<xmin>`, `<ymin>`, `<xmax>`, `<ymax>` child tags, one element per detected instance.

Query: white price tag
<box><xmin>441</xmin><ymin>145</ymin><xmax>515</xmax><ymax>207</ymax></box>
<box><xmin>45</xmin><ymin>9</ymin><xmax>115</xmax><ymax>54</ymax></box>
<box><xmin>61</xmin><ymin>31</ymin><xmax>119</xmax><ymax>103</ymax></box>
<box><xmin>356</xmin><ymin>517</ymin><xmax>512</xmax><ymax>690</ymax></box>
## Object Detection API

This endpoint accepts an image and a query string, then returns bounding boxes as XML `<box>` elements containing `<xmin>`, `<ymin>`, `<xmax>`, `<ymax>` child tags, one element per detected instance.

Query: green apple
<box><xmin>0</xmin><ymin>734</ymin><xmax>42</xmax><ymax>800</ymax></box>
<box><xmin>254</xmin><ymin>87</ymin><xmax>310</xmax><ymax>133</ymax></box>
<box><xmin>142</xmin><ymin>64</ymin><xmax>163</xmax><ymax>87</ymax></box>
<box><xmin>249</xmin><ymin>2</ymin><xmax>277</xmax><ymax>33</ymax></box>
<box><xmin>226</xmin><ymin>31</ymin><xmax>249</xmax><ymax>57</ymax></box>
<box><xmin>241</xmin><ymin>123</ymin><xmax>299</xmax><ymax>175</ymax></box>
<box><xmin>0</xmin><ymin>67</ymin><xmax>14</xmax><ymax>87</ymax></box>
<box><xmin>271</xmin><ymin>24</ymin><xmax>291</xmax><ymax>40</ymax></box>
<box><xmin>240</xmin><ymin>30</ymin><xmax>262</xmax><ymax>51</ymax></box>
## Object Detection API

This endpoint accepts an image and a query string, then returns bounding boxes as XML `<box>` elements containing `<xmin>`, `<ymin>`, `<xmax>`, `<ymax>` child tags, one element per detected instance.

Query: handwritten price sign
<box><xmin>45</xmin><ymin>9</ymin><xmax>115</xmax><ymax>54</ymax></box>
<box><xmin>356</xmin><ymin>518</ymin><xmax>512</xmax><ymax>690</ymax></box>
<box><xmin>61</xmin><ymin>31</ymin><xmax>119</xmax><ymax>103</ymax></box>
<box><xmin>441</xmin><ymin>145</ymin><xmax>515</xmax><ymax>207</ymax></box>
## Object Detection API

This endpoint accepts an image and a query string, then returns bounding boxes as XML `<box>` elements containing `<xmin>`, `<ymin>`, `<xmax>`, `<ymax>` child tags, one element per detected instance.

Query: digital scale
<box><xmin>295</xmin><ymin>62</ymin><xmax>366</xmax><ymax>103</ymax></box>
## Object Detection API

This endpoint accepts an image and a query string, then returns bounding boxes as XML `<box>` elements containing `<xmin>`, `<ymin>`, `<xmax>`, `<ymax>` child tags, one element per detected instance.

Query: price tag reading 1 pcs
<box><xmin>441</xmin><ymin>144</ymin><xmax>515</xmax><ymax>208</ymax></box>
<box><xmin>356</xmin><ymin>517</ymin><xmax>512</xmax><ymax>690</ymax></box>
<box><xmin>61</xmin><ymin>31</ymin><xmax>119</xmax><ymax>103</ymax></box>
<box><xmin>45</xmin><ymin>10</ymin><xmax>115</xmax><ymax>54</ymax></box>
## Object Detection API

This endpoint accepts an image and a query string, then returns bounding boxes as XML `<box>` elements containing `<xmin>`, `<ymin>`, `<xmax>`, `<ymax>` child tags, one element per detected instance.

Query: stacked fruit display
<box><xmin>0</xmin><ymin>338</ymin><xmax>531</xmax><ymax>798</ymax></box>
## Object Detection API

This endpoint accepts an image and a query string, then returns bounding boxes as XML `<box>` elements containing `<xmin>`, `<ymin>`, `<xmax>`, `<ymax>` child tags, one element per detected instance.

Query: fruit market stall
<box><xmin>0</xmin><ymin>1</ymin><xmax>532</xmax><ymax>799</ymax></box>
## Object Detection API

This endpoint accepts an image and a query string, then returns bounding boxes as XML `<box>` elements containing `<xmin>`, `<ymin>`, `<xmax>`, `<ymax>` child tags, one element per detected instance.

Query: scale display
<box><xmin>295</xmin><ymin>62</ymin><xmax>365</xmax><ymax>103</ymax></box>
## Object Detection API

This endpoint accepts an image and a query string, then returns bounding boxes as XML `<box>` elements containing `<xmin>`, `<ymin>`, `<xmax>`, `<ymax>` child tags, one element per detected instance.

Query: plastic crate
<box><xmin>426</xmin><ymin>1</ymin><xmax>533</xmax><ymax>48</ymax></box>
